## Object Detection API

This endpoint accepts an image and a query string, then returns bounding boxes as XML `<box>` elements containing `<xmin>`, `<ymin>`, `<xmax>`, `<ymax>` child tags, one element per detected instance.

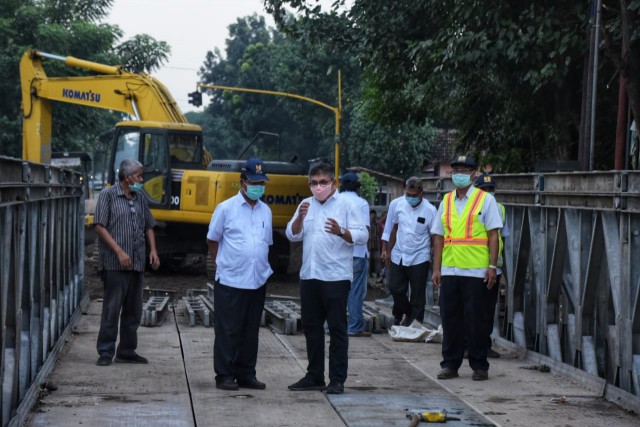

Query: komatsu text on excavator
<box><xmin>20</xmin><ymin>49</ymin><xmax>310</xmax><ymax>270</ymax></box>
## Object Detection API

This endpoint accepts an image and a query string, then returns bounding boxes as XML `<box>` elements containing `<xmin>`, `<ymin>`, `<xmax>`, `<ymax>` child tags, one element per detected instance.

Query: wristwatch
<box><xmin>488</xmin><ymin>265</ymin><xmax>497</xmax><ymax>270</ymax></box>
<box><xmin>339</xmin><ymin>227</ymin><xmax>346</xmax><ymax>236</ymax></box>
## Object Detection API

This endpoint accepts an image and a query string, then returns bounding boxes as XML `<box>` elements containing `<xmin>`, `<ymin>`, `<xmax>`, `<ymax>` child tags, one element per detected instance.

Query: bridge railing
<box><xmin>0</xmin><ymin>156</ymin><xmax>86</xmax><ymax>426</ymax></box>
<box><xmin>423</xmin><ymin>171</ymin><xmax>640</xmax><ymax>402</ymax></box>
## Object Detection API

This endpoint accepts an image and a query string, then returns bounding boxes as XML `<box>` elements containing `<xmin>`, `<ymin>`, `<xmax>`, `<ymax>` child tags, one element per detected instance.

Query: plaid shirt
<box><xmin>94</xmin><ymin>183</ymin><xmax>156</xmax><ymax>272</ymax></box>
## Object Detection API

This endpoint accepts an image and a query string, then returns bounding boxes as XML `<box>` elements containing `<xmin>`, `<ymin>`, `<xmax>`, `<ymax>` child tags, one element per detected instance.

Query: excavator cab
<box><xmin>107</xmin><ymin>121</ymin><xmax>203</xmax><ymax>209</ymax></box>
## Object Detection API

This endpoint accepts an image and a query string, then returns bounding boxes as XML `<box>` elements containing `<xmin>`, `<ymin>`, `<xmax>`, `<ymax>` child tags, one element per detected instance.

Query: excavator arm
<box><xmin>20</xmin><ymin>49</ymin><xmax>190</xmax><ymax>163</ymax></box>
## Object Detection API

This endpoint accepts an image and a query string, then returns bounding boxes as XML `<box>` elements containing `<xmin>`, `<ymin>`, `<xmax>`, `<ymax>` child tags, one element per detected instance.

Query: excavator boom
<box><xmin>20</xmin><ymin>49</ymin><xmax>190</xmax><ymax>163</ymax></box>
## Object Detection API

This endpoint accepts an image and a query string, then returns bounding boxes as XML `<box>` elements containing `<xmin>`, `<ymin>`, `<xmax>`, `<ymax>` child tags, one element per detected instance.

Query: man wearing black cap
<box><xmin>339</xmin><ymin>172</ymin><xmax>372</xmax><ymax>337</ymax></box>
<box><xmin>206</xmin><ymin>157</ymin><xmax>273</xmax><ymax>391</ymax></box>
<box><xmin>474</xmin><ymin>174</ymin><xmax>510</xmax><ymax>359</ymax></box>
<box><xmin>431</xmin><ymin>155</ymin><xmax>503</xmax><ymax>381</ymax></box>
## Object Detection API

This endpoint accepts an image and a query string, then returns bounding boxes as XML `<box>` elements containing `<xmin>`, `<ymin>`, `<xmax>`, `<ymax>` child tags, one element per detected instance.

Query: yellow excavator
<box><xmin>20</xmin><ymin>49</ymin><xmax>310</xmax><ymax>270</ymax></box>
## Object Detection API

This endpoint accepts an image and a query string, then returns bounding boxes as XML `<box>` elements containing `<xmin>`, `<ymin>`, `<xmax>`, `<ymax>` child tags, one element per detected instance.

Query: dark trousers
<box><xmin>389</xmin><ymin>261</ymin><xmax>430</xmax><ymax>323</ymax></box>
<box><xmin>300</xmin><ymin>279</ymin><xmax>350</xmax><ymax>383</ymax></box>
<box><xmin>213</xmin><ymin>281</ymin><xmax>266</xmax><ymax>384</ymax></box>
<box><xmin>486</xmin><ymin>274</ymin><xmax>501</xmax><ymax>348</ymax></box>
<box><xmin>96</xmin><ymin>270</ymin><xmax>144</xmax><ymax>358</ymax></box>
<box><xmin>440</xmin><ymin>275</ymin><xmax>491</xmax><ymax>371</ymax></box>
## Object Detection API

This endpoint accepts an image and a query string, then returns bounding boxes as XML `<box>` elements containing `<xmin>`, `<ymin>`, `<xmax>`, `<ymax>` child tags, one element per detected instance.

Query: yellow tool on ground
<box><xmin>405</xmin><ymin>409</ymin><xmax>461</xmax><ymax>426</ymax></box>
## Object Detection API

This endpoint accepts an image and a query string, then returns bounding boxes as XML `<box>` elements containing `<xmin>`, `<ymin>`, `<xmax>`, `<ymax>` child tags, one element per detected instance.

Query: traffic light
<box><xmin>188</xmin><ymin>91</ymin><xmax>202</xmax><ymax>107</ymax></box>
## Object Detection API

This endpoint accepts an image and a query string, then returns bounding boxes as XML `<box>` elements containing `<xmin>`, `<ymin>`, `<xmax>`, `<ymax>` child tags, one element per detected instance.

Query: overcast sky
<box><xmin>106</xmin><ymin>0</ymin><xmax>275</xmax><ymax>113</ymax></box>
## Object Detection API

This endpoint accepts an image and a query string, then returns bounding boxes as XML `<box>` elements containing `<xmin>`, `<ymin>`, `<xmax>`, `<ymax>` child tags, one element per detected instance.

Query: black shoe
<box><xmin>472</xmin><ymin>370</ymin><xmax>489</xmax><ymax>381</ymax></box>
<box><xmin>288</xmin><ymin>376</ymin><xmax>326</xmax><ymax>391</ymax></box>
<box><xmin>96</xmin><ymin>356</ymin><xmax>112</xmax><ymax>366</ymax></box>
<box><xmin>487</xmin><ymin>348</ymin><xmax>501</xmax><ymax>359</ymax></box>
<box><xmin>216</xmin><ymin>378</ymin><xmax>239</xmax><ymax>391</ymax></box>
<box><xmin>326</xmin><ymin>381</ymin><xmax>344</xmax><ymax>394</ymax></box>
<box><xmin>237</xmin><ymin>377</ymin><xmax>266</xmax><ymax>390</ymax></box>
<box><xmin>437</xmin><ymin>368</ymin><xmax>459</xmax><ymax>380</ymax></box>
<box><xmin>114</xmin><ymin>353</ymin><xmax>148</xmax><ymax>364</ymax></box>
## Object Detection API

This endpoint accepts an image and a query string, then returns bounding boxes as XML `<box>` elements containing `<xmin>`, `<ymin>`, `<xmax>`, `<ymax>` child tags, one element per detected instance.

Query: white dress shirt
<box><xmin>381</xmin><ymin>196</ymin><xmax>402</xmax><ymax>242</ymax></box>
<box><xmin>339</xmin><ymin>191</ymin><xmax>370</xmax><ymax>258</ymax></box>
<box><xmin>431</xmin><ymin>187</ymin><xmax>503</xmax><ymax>278</ymax></box>
<box><xmin>206</xmin><ymin>192</ymin><xmax>273</xmax><ymax>289</ymax></box>
<box><xmin>390</xmin><ymin>198</ymin><xmax>438</xmax><ymax>266</ymax></box>
<box><xmin>286</xmin><ymin>191</ymin><xmax>368</xmax><ymax>282</ymax></box>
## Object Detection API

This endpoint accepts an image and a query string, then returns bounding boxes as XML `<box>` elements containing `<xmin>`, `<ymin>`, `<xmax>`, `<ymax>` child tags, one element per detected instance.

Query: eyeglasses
<box><xmin>309</xmin><ymin>179</ymin><xmax>332</xmax><ymax>188</ymax></box>
<box><xmin>244</xmin><ymin>179</ymin><xmax>266</xmax><ymax>186</ymax></box>
<box><xmin>128</xmin><ymin>200</ymin><xmax>136</xmax><ymax>214</ymax></box>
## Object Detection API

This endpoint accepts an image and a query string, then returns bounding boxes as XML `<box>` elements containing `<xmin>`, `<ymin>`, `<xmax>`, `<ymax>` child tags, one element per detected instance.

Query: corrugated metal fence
<box><xmin>423</xmin><ymin>171</ymin><xmax>640</xmax><ymax>406</ymax></box>
<box><xmin>0</xmin><ymin>156</ymin><xmax>86</xmax><ymax>426</ymax></box>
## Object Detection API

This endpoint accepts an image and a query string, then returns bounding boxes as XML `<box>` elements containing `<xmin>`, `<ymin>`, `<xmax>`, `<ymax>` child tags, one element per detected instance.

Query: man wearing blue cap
<box><xmin>206</xmin><ymin>157</ymin><xmax>273</xmax><ymax>391</ymax></box>
<box><xmin>339</xmin><ymin>172</ymin><xmax>372</xmax><ymax>337</ymax></box>
<box><xmin>431</xmin><ymin>155</ymin><xmax>502</xmax><ymax>381</ymax></box>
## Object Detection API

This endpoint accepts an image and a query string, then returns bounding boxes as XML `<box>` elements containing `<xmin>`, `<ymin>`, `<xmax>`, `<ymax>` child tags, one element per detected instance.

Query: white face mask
<box><xmin>452</xmin><ymin>173</ymin><xmax>472</xmax><ymax>188</ymax></box>
<box><xmin>311</xmin><ymin>183</ymin><xmax>333</xmax><ymax>201</ymax></box>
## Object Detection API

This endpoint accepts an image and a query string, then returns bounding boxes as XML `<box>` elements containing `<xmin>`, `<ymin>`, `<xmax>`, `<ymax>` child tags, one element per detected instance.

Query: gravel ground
<box><xmin>84</xmin><ymin>243</ymin><xmax>386</xmax><ymax>301</ymax></box>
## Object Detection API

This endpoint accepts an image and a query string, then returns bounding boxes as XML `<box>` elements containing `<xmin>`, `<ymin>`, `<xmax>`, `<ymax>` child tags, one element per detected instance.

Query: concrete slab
<box><xmin>27</xmin><ymin>302</ymin><xmax>193</xmax><ymax>426</ymax></box>
<box><xmin>376</xmin><ymin>335</ymin><xmax>640</xmax><ymax>427</ymax></box>
<box><xmin>26</xmin><ymin>303</ymin><xmax>192</xmax><ymax>427</ymax></box>
<box><xmin>30</xmin><ymin>393</ymin><xmax>193</xmax><ymax>427</ymax></box>
<box><xmin>179</xmin><ymin>322</ymin><xmax>345</xmax><ymax>427</ymax></box>
<box><xmin>328</xmin><ymin>393</ymin><xmax>492</xmax><ymax>427</ymax></box>
<box><xmin>23</xmin><ymin>301</ymin><xmax>640</xmax><ymax>427</ymax></box>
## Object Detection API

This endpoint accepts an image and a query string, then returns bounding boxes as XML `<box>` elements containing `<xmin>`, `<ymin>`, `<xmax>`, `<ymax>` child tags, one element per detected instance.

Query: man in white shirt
<box><xmin>383</xmin><ymin>177</ymin><xmax>438</xmax><ymax>325</ymax></box>
<box><xmin>206</xmin><ymin>157</ymin><xmax>273</xmax><ymax>391</ymax></box>
<box><xmin>339</xmin><ymin>172</ymin><xmax>372</xmax><ymax>337</ymax></box>
<box><xmin>377</xmin><ymin>183</ymin><xmax>406</xmax><ymax>306</ymax></box>
<box><xmin>286</xmin><ymin>162</ymin><xmax>368</xmax><ymax>395</ymax></box>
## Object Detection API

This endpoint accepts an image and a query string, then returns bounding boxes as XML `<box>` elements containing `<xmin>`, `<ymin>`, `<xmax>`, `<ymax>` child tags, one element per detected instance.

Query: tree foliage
<box><xmin>357</xmin><ymin>171</ymin><xmax>377</xmax><ymax>205</ymax></box>
<box><xmin>264</xmin><ymin>0</ymin><xmax>640</xmax><ymax>171</ymax></box>
<box><xmin>0</xmin><ymin>0</ymin><xmax>171</xmax><ymax>158</ymax></box>
<box><xmin>197</xmin><ymin>14</ymin><xmax>433</xmax><ymax>174</ymax></box>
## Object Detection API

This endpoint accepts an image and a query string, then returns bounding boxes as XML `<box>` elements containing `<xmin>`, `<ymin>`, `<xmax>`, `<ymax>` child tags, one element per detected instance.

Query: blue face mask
<box><xmin>245</xmin><ymin>183</ymin><xmax>265</xmax><ymax>201</ymax></box>
<box><xmin>452</xmin><ymin>173</ymin><xmax>472</xmax><ymax>188</ymax></box>
<box><xmin>129</xmin><ymin>182</ymin><xmax>143</xmax><ymax>193</ymax></box>
<box><xmin>405</xmin><ymin>195</ymin><xmax>421</xmax><ymax>207</ymax></box>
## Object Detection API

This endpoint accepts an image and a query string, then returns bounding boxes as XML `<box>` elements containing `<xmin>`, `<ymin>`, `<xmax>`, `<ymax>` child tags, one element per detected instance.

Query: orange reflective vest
<box><xmin>442</xmin><ymin>187</ymin><xmax>490</xmax><ymax>269</ymax></box>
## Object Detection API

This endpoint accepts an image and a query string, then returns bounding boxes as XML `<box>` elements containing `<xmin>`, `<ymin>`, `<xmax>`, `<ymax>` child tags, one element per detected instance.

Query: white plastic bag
<box><xmin>388</xmin><ymin>321</ymin><xmax>443</xmax><ymax>343</ymax></box>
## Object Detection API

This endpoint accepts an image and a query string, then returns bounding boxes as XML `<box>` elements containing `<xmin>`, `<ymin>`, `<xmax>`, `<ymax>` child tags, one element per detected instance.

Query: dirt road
<box><xmin>84</xmin><ymin>244</ymin><xmax>386</xmax><ymax>301</ymax></box>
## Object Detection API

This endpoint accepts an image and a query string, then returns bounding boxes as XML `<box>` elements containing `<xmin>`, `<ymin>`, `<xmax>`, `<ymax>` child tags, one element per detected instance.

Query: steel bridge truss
<box><xmin>423</xmin><ymin>171</ymin><xmax>640</xmax><ymax>399</ymax></box>
<box><xmin>0</xmin><ymin>157</ymin><xmax>85</xmax><ymax>427</ymax></box>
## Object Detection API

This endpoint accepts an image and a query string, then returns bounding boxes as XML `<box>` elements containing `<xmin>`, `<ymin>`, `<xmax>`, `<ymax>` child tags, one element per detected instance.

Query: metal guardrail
<box><xmin>423</xmin><ymin>171</ymin><xmax>640</xmax><ymax>405</ymax></box>
<box><xmin>0</xmin><ymin>156</ymin><xmax>85</xmax><ymax>426</ymax></box>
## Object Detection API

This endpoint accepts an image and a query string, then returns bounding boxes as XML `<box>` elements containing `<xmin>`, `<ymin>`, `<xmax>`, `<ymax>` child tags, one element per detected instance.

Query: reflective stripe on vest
<box><xmin>442</xmin><ymin>187</ymin><xmax>490</xmax><ymax>269</ymax></box>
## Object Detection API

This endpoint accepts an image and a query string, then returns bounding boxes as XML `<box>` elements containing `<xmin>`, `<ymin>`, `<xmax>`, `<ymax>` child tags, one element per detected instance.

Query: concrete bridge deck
<box><xmin>24</xmin><ymin>300</ymin><xmax>639</xmax><ymax>427</ymax></box>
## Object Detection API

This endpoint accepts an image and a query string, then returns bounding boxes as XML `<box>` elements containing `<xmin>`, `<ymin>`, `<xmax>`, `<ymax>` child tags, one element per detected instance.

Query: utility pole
<box><xmin>588</xmin><ymin>0</ymin><xmax>602</xmax><ymax>171</ymax></box>
<box><xmin>580</xmin><ymin>0</ymin><xmax>602</xmax><ymax>171</ymax></box>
